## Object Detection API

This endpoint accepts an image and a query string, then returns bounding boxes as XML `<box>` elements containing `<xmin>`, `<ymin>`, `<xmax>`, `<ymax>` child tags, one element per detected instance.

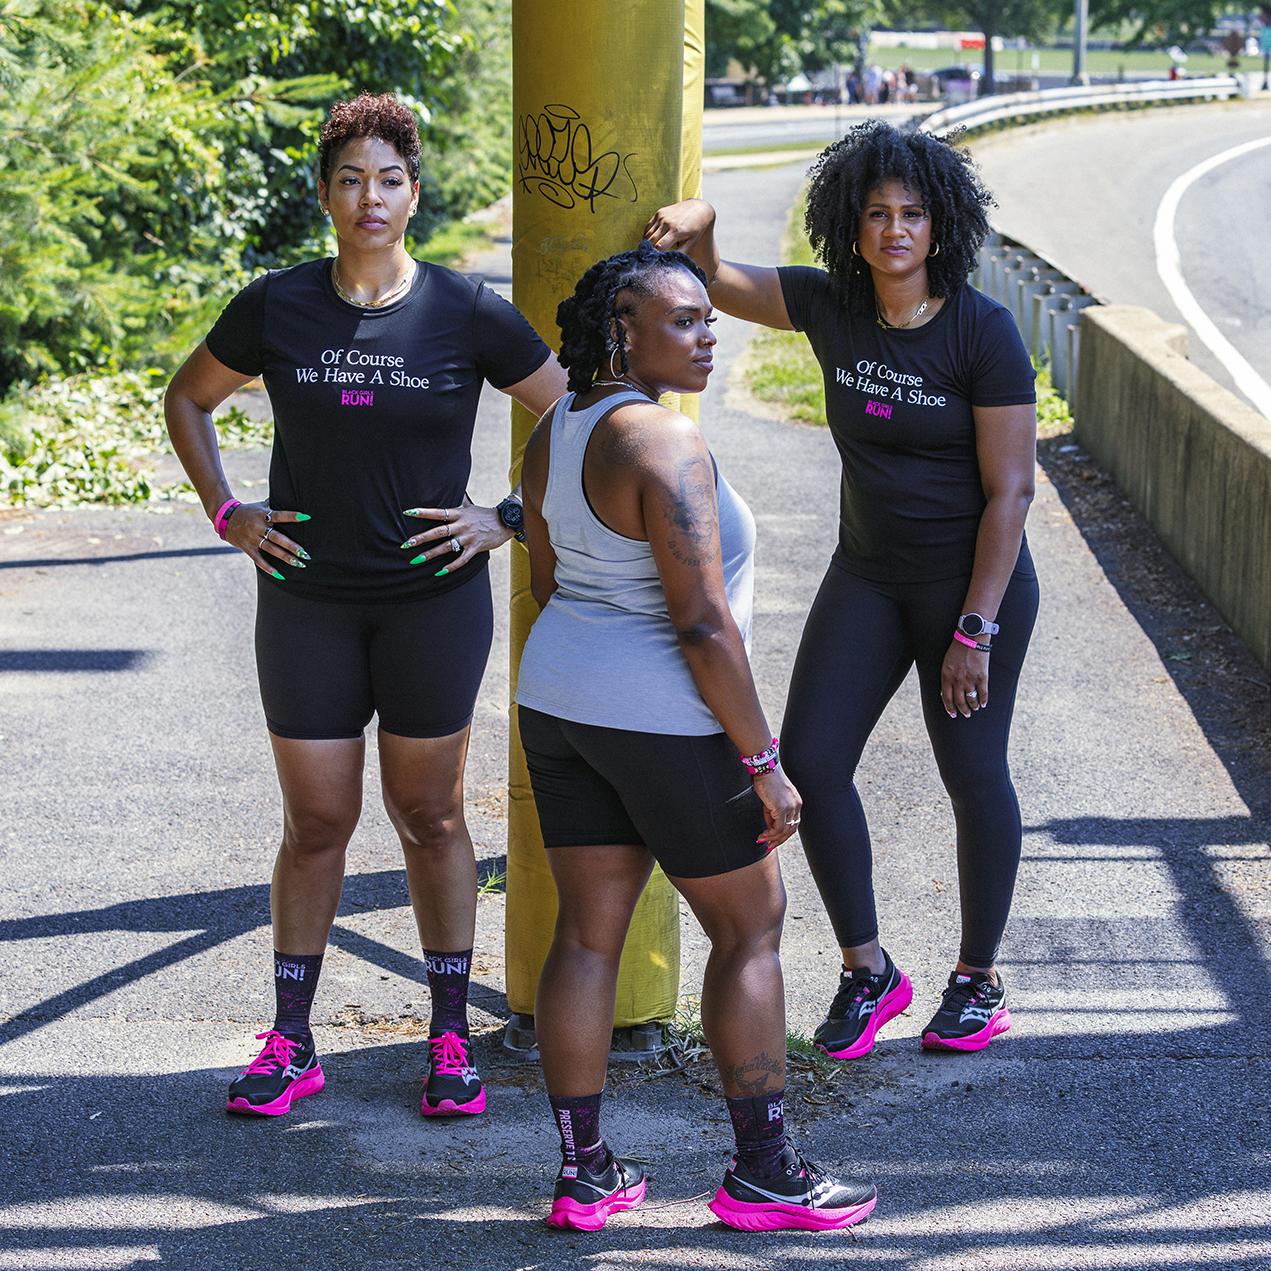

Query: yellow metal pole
<box><xmin>506</xmin><ymin>0</ymin><xmax>700</xmax><ymax>1038</ymax></box>
<box><xmin>679</xmin><ymin>0</ymin><xmax>706</xmax><ymax>426</ymax></box>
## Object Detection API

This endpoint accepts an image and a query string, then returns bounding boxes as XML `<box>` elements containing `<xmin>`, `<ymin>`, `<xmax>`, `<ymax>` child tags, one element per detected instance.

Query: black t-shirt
<box><xmin>206</xmin><ymin>259</ymin><xmax>551</xmax><ymax>602</ymax></box>
<box><xmin>779</xmin><ymin>268</ymin><xmax>1036</xmax><ymax>582</ymax></box>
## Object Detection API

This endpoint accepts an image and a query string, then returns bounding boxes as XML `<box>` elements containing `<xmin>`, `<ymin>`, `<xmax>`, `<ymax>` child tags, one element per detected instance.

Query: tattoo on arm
<box><xmin>664</xmin><ymin>453</ymin><xmax>718</xmax><ymax>569</ymax></box>
<box><xmin>720</xmin><ymin>1052</ymin><xmax>785</xmax><ymax>1097</ymax></box>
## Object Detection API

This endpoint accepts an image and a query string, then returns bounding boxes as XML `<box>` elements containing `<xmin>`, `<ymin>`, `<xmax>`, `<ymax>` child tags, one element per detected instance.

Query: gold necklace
<box><xmin>331</xmin><ymin>257</ymin><xmax>416</xmax><ymax>308</ymax></box>
<box><xmin>875</xmin><ymin>295</ymin><xmax>929</xmax><ymax>329</ymax></box>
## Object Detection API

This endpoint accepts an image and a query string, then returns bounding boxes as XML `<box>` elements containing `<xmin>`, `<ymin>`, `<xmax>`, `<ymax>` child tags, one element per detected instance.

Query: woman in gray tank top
<box><xmin>515</xmin><ymin>243</ymin><xmax>876</xmax><ymax>1234</ymax></box>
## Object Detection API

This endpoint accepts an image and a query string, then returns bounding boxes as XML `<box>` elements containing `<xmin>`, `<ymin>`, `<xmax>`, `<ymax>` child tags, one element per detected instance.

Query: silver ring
<box><xmin>264</xmin><ymin>509</ymin><xmax>272</xmax><ymax>524</ymax></box>
<box><xmin>450</xmin><ymin>536</ymin><xmax>461</xmax><ymax>553</ymax></box>
<box><xmin>444</xmin><ymin>509</ymin><xmax>450</xmax><ymax>525</ymax></box>
<box><xmin>259</xmin><ymin>535</ymin><xmax>268</xmax><ymax>551</ymax></box>
<box><xmin>967</xmin><ymin>689</ymin><xmax>978</xmax><ymax>697</ymax></box>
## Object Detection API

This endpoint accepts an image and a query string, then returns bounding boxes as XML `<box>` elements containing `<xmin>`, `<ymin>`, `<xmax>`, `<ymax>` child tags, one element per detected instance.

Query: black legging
<box><xmin>782</xmin><ymin>548</ymin><xmax>1039</xmax><ymax>968</ymax></box>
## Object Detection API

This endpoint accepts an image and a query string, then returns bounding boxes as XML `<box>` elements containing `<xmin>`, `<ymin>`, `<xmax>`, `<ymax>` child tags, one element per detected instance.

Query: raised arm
<box><xmin>644</xmin><ymin>199</ymin><xmax>794</xmax><ymax>331</ymax></box>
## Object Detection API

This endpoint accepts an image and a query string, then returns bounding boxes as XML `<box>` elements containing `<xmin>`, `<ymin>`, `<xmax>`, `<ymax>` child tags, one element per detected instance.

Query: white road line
<box><xmin>1152</xmin><ymin>135</ymin><xmax>1271</xmax><ymax>421</ymax></box>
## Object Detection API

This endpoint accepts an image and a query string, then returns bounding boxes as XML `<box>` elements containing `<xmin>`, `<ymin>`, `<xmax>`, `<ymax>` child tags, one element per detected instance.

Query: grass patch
<box><xmin>704</xmin><ymin>139</ymin><xmax>838</xmax><ymax>158</ymax></box>
<box><xmin>414</xmin><ymin>217</ymin><xmax>502</xmax><ymax>270</ymax></box>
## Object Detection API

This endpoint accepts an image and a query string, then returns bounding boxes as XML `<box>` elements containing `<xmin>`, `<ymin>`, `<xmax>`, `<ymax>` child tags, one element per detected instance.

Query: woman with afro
<box><xmin>646</xmin><ymin>120</ymin><xmax>1039</xmax><ymax>1057</ymax></box>
<box><xmin>166</xmin><ymin>93</ymin><xmax>566</xmax><ymax>1120</ymax></box>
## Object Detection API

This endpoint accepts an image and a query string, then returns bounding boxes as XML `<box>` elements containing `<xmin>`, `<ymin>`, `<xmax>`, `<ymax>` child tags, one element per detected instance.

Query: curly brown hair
<box><xmin>805</xmin><ymin>121</ymin><xmax>994</xmax><ymax>316</ymax></box>
<box><xmin>318</xmin><ymin>92</ymin><xmax>422</xmax><ymax>186</ymax></box>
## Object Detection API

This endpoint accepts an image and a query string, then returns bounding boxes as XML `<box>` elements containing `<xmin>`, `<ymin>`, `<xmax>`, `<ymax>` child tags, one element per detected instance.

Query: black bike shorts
<box><xmin>517</xmin><ymin>706</ymin><xmax>770</xmax><ymax>879</ymax></box>
<box><xmin>255</xmin><ymin>568</ymin><xmax>493</xmax><ymax>740</ymax></box>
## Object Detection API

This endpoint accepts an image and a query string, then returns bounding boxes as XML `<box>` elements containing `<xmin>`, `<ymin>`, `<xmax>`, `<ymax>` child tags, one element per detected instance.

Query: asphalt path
<box><xmin>971</xmin><ymin>101</ymin><xmax>1271</xmax><ymax>416</ymax></box>
<box><xmin>2</xmin><ymin>155</ymin><xmax>1270</xmax><ymax>1268</ymax></box>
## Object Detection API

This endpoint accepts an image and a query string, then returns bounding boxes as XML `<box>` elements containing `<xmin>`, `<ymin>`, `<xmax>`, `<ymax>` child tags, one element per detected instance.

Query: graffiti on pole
<box><xmin>517</xmin><ymin>104</ymin><xmax>638</xmax><ymax>212</ymax></box>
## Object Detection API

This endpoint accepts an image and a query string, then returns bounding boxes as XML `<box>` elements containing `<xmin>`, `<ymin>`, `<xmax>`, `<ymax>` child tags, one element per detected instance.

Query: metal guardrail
<box><xmin>921</xmin><ymin>76</ymin><xmax>1242</xmax><ymax>137</ymax></box>
<box><xmin>972</xmin><ymin>232</ymin><xmax>1100</xmax><ymax>399</ymax></box>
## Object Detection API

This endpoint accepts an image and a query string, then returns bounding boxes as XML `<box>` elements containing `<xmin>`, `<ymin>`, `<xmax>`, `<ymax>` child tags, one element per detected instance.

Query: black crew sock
<box><xmin>549</xmin><ymin>1092</ymin><xmax>610</xmax><ymax>1174</ymax></box>
<box><xmin>272</xmin><ymin>952</ymin><xmax>324</xmax><ymax>1042</ymax></box>
<box><xmin>726</xmin><ymin>1089</ymin><xmax>788</xmax><ymax>1180</ymax></box>
<box><xmin>423</xmin><ymin>948</ymin><xmax>473</xmax><ymax>1038</ymax></box>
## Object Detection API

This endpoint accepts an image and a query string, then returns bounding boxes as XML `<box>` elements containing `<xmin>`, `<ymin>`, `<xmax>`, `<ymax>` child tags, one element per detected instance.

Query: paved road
<box><xmin>972</xmin><ymin>101</ymin><xmax>1271</xmax><ymax>414</ymax></box>
<box><xmin>2</xmin><ymin>156</ymin><xmax>1270</xmax><ymax>1268</ymax></box>
<box><xmin>702</xmin><ymin>102</ymin><xmax>917</xmax><ymax>152</ymax></box>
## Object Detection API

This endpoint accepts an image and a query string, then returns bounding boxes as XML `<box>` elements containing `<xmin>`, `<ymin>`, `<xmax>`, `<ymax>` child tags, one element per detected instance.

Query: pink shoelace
<box><xmin>429</xmin><ymin>1031</ymin><xmax>472</xmax><ymax>1075</ymax></box>
<box><xmin>242</xmin><ymin>1031</ymin><xmax>298</xmax><ymax>1075</ymax></box>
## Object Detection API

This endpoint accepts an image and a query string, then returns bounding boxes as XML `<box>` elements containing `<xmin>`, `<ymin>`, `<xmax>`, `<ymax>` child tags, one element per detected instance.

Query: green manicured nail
<box><xmin>410</xmin><ymin>554</ymin><xmax>426</xmax><ymax>565</ymax></box>
<box><xmin>291</xmin><ymin>560</ymin><xmax>306</xmax><ymax>568</ymax></box>
<box><xmin>434</xmin><ymin>567</ymin><xmax>449</xmax><ymax>577</ymax></box>
<box><xmin>294</xmin><ymin>513</ymin><xmax>311</xmax><ymax>522</ymax></box>
<box><xmin>296</xmin><ymin>547</ymin><xmax>312</xmax><ymax>561</ymax></box>
<box><xmin>400</xmin><ymin>540</ymin><xmax>413</xmax><ymax>550</ymax></box>
<box><xmin>271</xmin><ymin>570</ymin><xmax>285</xmax><ymax>580</ymax></box>
<box><xmin>403</xmin><ymin>508</ymin><xmax>423</xmax><ymax>517</ymax></box>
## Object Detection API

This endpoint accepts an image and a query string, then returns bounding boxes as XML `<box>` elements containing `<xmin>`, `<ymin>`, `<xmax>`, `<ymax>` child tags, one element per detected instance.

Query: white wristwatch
<box><xmin>957</xmin><ymin>613</ymin><xmax>999</xmax><ymax>638</ymax></box>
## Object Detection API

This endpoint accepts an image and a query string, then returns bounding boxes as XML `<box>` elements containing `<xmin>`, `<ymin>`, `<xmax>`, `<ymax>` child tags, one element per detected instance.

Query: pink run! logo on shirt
<box><xmin>341</xmin><ymin>389</ymin><xmax>374</xmax><ymax>406</ymax></box>
<box><xmin>865</xmin><ymin>399</ymin><xmax>892</xmax><ymax>420</ymax></box>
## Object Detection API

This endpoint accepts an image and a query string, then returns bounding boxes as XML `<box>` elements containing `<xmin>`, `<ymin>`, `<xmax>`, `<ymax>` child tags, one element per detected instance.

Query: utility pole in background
<box><xmin>1071</xmin><ymin>0</ymin><xmax>1089</xmax><ymax>84</ymax></box>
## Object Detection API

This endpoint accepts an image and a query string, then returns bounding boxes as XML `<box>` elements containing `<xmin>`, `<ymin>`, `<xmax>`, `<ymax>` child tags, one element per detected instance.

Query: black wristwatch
<box><xmin>957</xmin><ymin>612</ymin><xmax>1000</xmax><ymax>638</ymax></box>
<box><xmin>496</xmin><ymin>495</ymin><xmax>526</xmax><ymax>544</ymax></box>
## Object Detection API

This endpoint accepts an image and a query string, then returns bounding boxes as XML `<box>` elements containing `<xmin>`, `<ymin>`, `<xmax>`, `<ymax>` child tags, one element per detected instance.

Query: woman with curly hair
<box><xmin>516</xmin><ymin>241</ymin><xmax>875</xmax><ymax>1231</ymax></box>
<box><xmin>165</xmin><ymin>92</ymin><xmax>565</xmax><ymax>1119</ymax></box>
<box><xmin>645</xmin><ymin>121</ymin><xmax>1038</xmax><ymax>1057</ymax></box>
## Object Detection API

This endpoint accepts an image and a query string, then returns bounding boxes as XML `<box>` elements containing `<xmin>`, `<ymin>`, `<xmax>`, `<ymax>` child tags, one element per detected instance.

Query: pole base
<box><xmin>501</xmin><ymin>1015</ymin><xmax>671</xmax><ymax>1062</ymax></box>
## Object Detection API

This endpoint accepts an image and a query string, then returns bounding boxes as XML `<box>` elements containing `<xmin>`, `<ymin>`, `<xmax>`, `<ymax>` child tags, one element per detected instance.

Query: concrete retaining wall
<box><xmin>1074</xmin><ymin>305</ymin><xmax>1271</xmax><ymax>675</ymax></box>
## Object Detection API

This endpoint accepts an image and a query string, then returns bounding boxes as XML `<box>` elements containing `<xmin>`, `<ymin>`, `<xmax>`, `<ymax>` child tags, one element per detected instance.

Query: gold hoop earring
<box><xmin>929</xmin><ymin>241</ymin><xmax>940</xmax><ymax>256</ymax></box>
<box><xmin>851</xmin><ymin>240</ymin><xmax>861</xmax><ymax>256</ymax></box>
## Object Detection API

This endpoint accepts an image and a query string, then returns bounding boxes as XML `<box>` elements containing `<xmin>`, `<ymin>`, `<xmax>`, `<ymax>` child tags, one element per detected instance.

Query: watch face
<box><xmin>499</xmin><ymin>499</ymin><xmax>525</xmax><ymax>530</ymax></box>
<box><xmin>959</xmin><ymin>614</ymin><xmax>984</xmax><ymax>636</ymax></box>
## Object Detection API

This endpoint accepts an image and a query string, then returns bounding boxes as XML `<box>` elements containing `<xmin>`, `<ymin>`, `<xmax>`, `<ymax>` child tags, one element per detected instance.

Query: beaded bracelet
<box><xmin>213</xmin><ymin>499</ymin><xmax>242</xmax><ymax>540</ymax></box>
<box><xmin>953</xmin><ymin>629</ymin><xmax>991</xmax><ymax>653</ymax></box>
<box><xmin>740</xmin><ymin>737</ymin><xmax>780</xmax><ymax>776</ymax></box>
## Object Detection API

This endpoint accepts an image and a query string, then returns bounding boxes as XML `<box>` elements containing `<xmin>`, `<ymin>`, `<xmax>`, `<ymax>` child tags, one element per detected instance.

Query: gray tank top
<box><xmin>516</xmin><ymin>390</ymin><xmax>756</xmax><ymax>735</ymax></box>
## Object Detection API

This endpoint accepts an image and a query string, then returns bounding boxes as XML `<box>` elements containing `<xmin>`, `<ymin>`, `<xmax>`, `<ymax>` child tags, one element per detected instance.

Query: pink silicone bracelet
<box><xmin>954</xmin><ymin>629</ymin><xmax>990</xmax><ymax>652</ymax></box>
<box><xmin>213</xmin><ymin>499</ymin><xmax>241</xmax><ymax>540</ymax></box>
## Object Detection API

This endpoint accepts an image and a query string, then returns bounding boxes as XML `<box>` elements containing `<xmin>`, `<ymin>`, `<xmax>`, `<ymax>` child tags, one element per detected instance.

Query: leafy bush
<box><xmin>0</xmin><ymin>370</ymin><xmax>271</xmax><ymax>507</ymax></box>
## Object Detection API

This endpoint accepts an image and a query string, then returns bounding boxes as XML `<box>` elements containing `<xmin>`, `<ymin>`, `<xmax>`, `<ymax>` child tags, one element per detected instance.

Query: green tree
<box><xmin>706</xmin><ymin>0</ymin><xmax>777</xmax><ymax>78</ymax></box>
<box><xmin>920</xmin><ymin>0</ymin><xmax>1055</xmax><ymax>91</ymax></box>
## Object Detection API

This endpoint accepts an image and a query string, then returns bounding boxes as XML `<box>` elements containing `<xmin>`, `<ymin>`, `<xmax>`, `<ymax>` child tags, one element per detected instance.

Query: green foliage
<box><xmin>0</xmin><ymin>369</ymin><xmax>272</xmax><ymax>507</ymax></box>
<box><xmin>707</xmin><ymin>0</ymin><xmax>882</xmax><ymax>84</ymax></box>
<box><xmin>1035</xmin><ymin>363</ymin><xmax>1075</xmax><ymax>436</ymax></box>
<box><xmin>1085</xmin><ymin>0</ymin><xmax>1227</xmax><ymax>50</ymax></box>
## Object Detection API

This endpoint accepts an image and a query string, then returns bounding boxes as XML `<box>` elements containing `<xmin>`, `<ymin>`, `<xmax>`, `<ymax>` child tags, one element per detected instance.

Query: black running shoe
<box><xmin>813</xmin><ymin>950</ymin><xmax>913</xmax><ymax>1059</ymax></box>
<box><xmin>921</xmin><ymin>971</ymin><xmax>1012</xmax><ymax>1051</ymax></box>
<box><xmin>226</xmin><ymin>1031</ymin><xmax>324</xmax><ymax>1117</ymax></box>
<box><xmin>420</xmin><ymin>1031</ymin><xmax>486</xmax><ymax>1116</ymax></box>
<box><xmin>710</xmin><ymin>1146</ymin><xmax>877</xmax><ymax>1232</ymax></box>
<box><xmin>547</xmin><ymin>1153</ymin><xmax>647</xmax><ymax>1230</ymax></box>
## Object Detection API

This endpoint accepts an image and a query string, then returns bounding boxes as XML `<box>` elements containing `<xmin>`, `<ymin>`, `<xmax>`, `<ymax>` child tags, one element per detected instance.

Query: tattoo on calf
<box><xmin>720</xmin><ymin>1051</ymin><xmax>785</xmax><ymax>1097</ymax></box>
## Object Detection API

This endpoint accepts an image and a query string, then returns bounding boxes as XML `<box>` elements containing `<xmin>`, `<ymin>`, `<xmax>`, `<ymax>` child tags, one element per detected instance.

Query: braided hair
<box><xmin>804</xmin><ymin>121</ymin><xmax>993</xmax><ymax>316</ymax></box>
<box><xmin>556</xmin><ymin>241</ymin><xmax>709</xmax><ymax>394</ymax></box>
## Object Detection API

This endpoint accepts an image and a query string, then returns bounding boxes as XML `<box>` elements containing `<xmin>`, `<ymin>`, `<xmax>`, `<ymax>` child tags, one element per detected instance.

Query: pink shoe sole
<box><xmin>225</xmin><ymin>1066</ymin><xmax>324</xmax><ymax>1117</ymax></box>
<box><xmin>921</xmin><ymin>1006</ymin><xmax>1012</xmax><ymax>1052</ymax></box>
<box><xmin>816</xmin><ymin>973</ymin><xmax>914</xmax><ymax>1060</ymax></box>
<box><xmin>709</xmin><ymin>1188</ymin><xmax>877</xmax><ymax>1232</ymax></box>
<box><xmin>547</xmin><ymin>1178</ymin><xmax>646</xmax><ymax>1231</ymax></box>
<box><xmin>421</xmin><ymin>1087</ymin><xmax>486</xmax><ymax>1117</ymax></box>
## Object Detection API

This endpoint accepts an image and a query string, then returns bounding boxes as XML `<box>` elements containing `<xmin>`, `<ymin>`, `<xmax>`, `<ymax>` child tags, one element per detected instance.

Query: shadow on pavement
<box><xmin>0</xmin><ymin>871</ymin><xmax>509</xmax><ymax>1047</ymax></box>
<box><xmin>2</xmin><ymin>1038</ymin><xmax>1269</xmax><ymax>1269</ymax></box>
